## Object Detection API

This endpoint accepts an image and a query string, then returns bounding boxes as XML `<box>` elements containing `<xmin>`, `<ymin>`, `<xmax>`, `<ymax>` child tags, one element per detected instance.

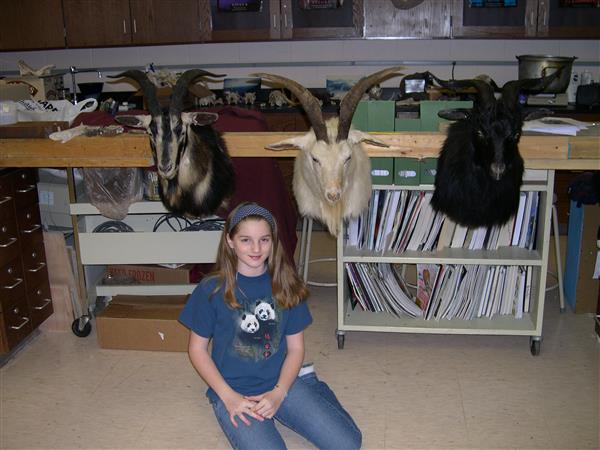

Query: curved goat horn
<box><xmin>501</xmin><ymin>67</ymin><xmax>563</xmax><ymax>109</ymax></box>
<box><xmin>110</xmin><ymin>70</ymin><xmax>161</xmax><ymax>116</ymax></box>
<box><xmin>170</xmin><ymin>69</ymin><xmax>226</xmax><ymax>115</ymax></box>
<box><xmin>430</xmin><ymin>74</ymin><xmax>496</xmax><ymax>109</ymax></box>
<box><xmin>252</xmin><ymin>72</ymin><xmax>329</xmax><ymax>143</ymax></box>
<box><xmin>337</xmin><ymin>66</ymin><xmax>404</xmax><ymax>142</ymax></box>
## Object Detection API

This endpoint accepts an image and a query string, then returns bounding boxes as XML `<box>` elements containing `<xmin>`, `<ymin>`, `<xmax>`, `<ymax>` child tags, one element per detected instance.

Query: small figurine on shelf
<box><xmin>197</xmin><ymin>93</ymin><xmax>216</xmax><ymax>107</ymax></box>
<box><xmin>243</xmin><ymin>92</ymin><xmax>256</xmax><ymax>106</ymax></box>
<box><xmin>268</xmin><ymin>89</ymin><xmax>294</xmax><ymax>108</ymax></box>
<box><xmin>224</xmin><ymin>90</ymin><xmax>241</xmax><ymax>105</ymax></box>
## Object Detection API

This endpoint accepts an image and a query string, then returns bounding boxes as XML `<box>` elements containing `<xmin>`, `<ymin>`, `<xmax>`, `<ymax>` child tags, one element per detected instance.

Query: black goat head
<box><xmin>430</xmin><ymin>71</ymin><xmax>560</xmax><ymax>227</ymax></box>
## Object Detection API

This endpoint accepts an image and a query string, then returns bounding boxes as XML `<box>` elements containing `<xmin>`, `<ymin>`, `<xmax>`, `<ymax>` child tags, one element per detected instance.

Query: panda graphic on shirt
<box><xmin>233</xmin><ymin>297</ymin><xmax>281</xmax><ymax>361</ymax></box>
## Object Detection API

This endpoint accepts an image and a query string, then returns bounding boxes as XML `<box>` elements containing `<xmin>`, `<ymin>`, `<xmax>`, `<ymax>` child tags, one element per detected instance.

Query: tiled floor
<box><xmin>2</xmin><ymin>233</ymin><xmax>599</xmax><ymax>450</ymax></box>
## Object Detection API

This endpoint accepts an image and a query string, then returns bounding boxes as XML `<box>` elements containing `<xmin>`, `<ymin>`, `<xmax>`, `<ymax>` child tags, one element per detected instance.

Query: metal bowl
<box><xmin>516</xmin><ymin>55</ymin><xmax>577</xmax><ymax>94</ymax></box>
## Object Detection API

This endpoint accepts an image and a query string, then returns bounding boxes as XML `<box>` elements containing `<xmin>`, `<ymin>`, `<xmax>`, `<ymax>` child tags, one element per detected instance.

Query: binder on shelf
<box><xmin>419</xmin><ymin>157</ymin><xmax>438</xmax><ymax>185</ymax></box>
<box><xmin>393</xmin><ymin>157</ymin><xmax>419</xmax><ymax>185</ymax></box>
<box><xmin>370</xmin><ymin>157</ymin><xmax>394</xmax><ymax>185</ymax></box>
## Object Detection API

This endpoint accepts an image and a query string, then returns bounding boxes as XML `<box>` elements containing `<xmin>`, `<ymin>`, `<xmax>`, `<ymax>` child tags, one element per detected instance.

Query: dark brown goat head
<box><xmin>110</xmin><ymin>69</ymin><xmax>225</xmax><ymax>180</ymax></box>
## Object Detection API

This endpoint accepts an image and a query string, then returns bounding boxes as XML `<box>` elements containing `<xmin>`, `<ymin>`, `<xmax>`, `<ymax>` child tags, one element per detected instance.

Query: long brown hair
<box><xmin>211</xmin><ymin>202</ymin><xmax>309</xmax><ymax>309</ymax></box>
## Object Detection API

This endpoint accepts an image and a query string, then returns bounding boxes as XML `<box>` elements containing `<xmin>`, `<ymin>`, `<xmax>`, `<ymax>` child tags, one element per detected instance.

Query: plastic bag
<box><xmin>16</xmin><ymin>98</ymin><xmax>98</xmax><ymax>125</ymax></box>
<box><xmin>82</xmin><ymin>168</ymin><xmax>144</xmax><ymax>220</ymax></box>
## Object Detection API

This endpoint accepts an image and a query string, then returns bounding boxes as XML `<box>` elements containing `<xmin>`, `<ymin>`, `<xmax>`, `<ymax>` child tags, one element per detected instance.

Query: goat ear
<box><xmin>115</xmin><ymin>115</ymin><xmax>152</xmax><ymax>129</ymax></box>
<box><xmin>523</xmin><ymin>108</ymin><xmax>553</xmax><ymax>122</ymax></box>
<box><xmin>347</xmin><ymin>130</ymin><xmax>389</xmax><ymax>148</ymax></box>
<box><xmin>265</xmin><ymin>134</ymin><xmax>312</xmax><ymax>151</ymax></box>
<box><xmin>437</xmin><ymin>109</ymin><xmax>470</xmax><ymax>121</ymax></box>
<box><xmin>182</xmin><ymin>112</ymin><xmax>219</xmax><ymax>126</ymax></box>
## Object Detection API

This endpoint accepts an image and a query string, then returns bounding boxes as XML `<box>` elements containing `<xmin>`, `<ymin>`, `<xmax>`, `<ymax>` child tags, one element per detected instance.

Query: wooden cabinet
<box><xmin>0</xmin><ymin>0</ymin><xmax>65</xmax><ymax>51</ymax></box>
<box><xmin>451</xmin><ymin>0</ymin><xmax>539</xmax><ymax>38</ymax></box>
<box><xmin>452</xmin><ymin>0</ymin><xmax>600</xmax><ymax>38</ymax></box>
<box><xmin>364</xmin><ymin>0</ymin><xmax>451</xmax><ymax>38</ymax></box>
<box><xmin>537</xmin><ymin>0</ymin><xmax>600</xmax><ymax>38</ymax></box>
<box><xmin>207</xmin><ymin>0</ymin><xmax>363</xmax><ymax>42</ymax></box>
<box><xmin>64</xmin><ymin>0</ymin><xmax>208</xmax><ymax>48</ymax></box>
<box><xmin>0</xmin><ymin>169</ymin><xmax>53</xmax><ymax>354</ymax></box>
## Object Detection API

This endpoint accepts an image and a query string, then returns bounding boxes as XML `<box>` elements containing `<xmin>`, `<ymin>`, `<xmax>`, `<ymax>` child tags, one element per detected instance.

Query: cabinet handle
<box><xmin>16</xmin><ymin>185</ymin><xmax>35</xmax><ymax>193</ymax></box>
<box><xmin>3</xmin><ymin>277</ymin><xmax>23</xmax><ymax>289</ymax></box>
<box><xmin>28</xmin><ymin>262</ymin><xmax>46</xmax><ymax>272</ymax></box>
<box><xmin>133</xmin><ymin>19</ymin><xmax>137</xmax><ymax>34</ymax></box>
<box><xmin>273</xmin><ymin>14</ymin><xmax>277</xmax><ymax>29</ymax></box>
<box><xmin>22</xmin><ymin>224</ymin><xmax>41</xmax><ymax>234</ymax></box>
<box><xmin>10</xmin><ymin>316</ymin><xmax>29</xmax><ymax>330</ymax></box>
<box><xmin>0</xmin><ymin>196</ymin><xmax>12</xmax><ymax>205</ymax></box>
<box><xmin>33</xmin><ymin>299</ymin><xmax>52</xmax><ymax>310</ymax></box>
<box><xmin>123</xmin><ymin>19</ymin><xmax>127</xmax><ymax>34</ymax></box>
<box><xmin>283</xmin><ymin>13</ymin><xmax>288</xmax><ymax>28</ymax></box>
<box><xmin>0</xmin><ymin>237</ymin><xmax>17</xmax><ymax>248</ymax></box>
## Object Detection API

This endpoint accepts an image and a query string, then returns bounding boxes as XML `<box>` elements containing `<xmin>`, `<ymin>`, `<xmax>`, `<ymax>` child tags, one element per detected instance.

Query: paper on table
<box><xmin>522</xmin><ymin>117</ymin><xmax>591</xmax><ymax>136</ymax></box>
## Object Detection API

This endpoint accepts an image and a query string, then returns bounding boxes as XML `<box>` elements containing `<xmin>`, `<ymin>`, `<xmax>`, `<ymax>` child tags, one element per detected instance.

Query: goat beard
<box><xmin>319</xmin><ymin>200</ymin><xmax>344</xmax><ymax>236</ymax></box>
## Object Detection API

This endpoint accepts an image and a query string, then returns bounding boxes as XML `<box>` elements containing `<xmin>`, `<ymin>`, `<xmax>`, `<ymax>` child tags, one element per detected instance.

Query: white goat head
<box><xmin>254</xmin><ymin>67</ymin><xmax>404</xmax><ymax>236</ymax></box>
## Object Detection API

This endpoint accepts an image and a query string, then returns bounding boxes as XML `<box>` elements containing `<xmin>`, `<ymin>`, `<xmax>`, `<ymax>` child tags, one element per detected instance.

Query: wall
<box><xmin>1</xmin><ymin>39</ymin><xmax>598</xmax><ymax>92</ymax></box>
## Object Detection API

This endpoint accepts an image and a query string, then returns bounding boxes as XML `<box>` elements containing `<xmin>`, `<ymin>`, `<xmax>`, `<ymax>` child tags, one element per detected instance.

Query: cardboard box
<box><xmin>96</xmin><ymin>295</ymin><xmax>190</xmax><ymax>352</ymax></box>
<box><xmin>104</xmin><ymin>264</ymin><xmax>197</xmax><ymax>285</ymax></box>
<box><xmin>351</xmin><ymin>101</ymin><xmax>395</xmax><ymax>132</ymax></box>
<box><xmin>394</xmin><ymin>157</ymin><xmax>420</xmax><ymax>186</ymax></box>
<box><xmin>419</xmin><ymin>100</ymin><xmax>473</xmax><ymax>132</ymax></box>
<box><xmin>351</xmin><ymin>101</ymin><xmax>368</xmax><ymax>131</ymax></box>
<box><xmin>419</xmin><ymin>157</ymin><xmax>438</xmax><ymax>185</ymax></box>
<box><xmin>564</xmin><ymin>202</ymin><xmax>600</xmax><ymax>313</ymax></box>
<box><xmin>370</xmin><ymin>157</ymin><xmax>394</xmax><ymax>185</ymax></box>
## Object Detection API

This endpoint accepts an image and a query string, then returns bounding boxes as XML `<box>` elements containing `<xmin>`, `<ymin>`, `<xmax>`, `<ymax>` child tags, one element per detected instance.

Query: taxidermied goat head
<box><xmin>110</xmin><ymin>69</ymin><xmax>235</xmax><ymax>218</ymax></box>
<box><xmin>254</xmin><ymin>67</ymin><xmax>404</xmax><ymax>236</ymax></box>
<box><xmin>429</xmin><ymin>71</ymin><xmax>561</xmax><ymax>227</ymax></box>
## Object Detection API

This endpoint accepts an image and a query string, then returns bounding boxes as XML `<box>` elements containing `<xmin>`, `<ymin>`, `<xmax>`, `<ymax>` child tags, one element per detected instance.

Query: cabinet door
<box><xmin>537</xmin><ymin>0</ymin><xmax>600</xmax><ymax>38</ymax></box>
<box><xmin>282</xmin><ymin>0</ymin><xmax>364</xmax><ymax>39</ymax></box>
<box><xmin>364</xmin><ymin>0</ymin><xmax>450</xmax><ymax>38</ymax></box>
<box><xmin>64</xmin><ymin>0</ymin><xmax>132</xmax><ymax>47</ymax></box>
<box><xmin>209</xmin><ymin>0</ymin><xmax>281</xmax><ymax>41</ymax></box>
<box><xmin>451</xmin><ymin>0</ymin><xmax>538</xmax><ymax>38</ymax></box>
<box><xmin>130</xmin><ymin>0</ymin><xmax>208</xmax><ymax>45</ymax></box>
<box><xmin>0</xmin><ymin>0</ymin><xmax>65</xmax><ymax>50</ymax></box>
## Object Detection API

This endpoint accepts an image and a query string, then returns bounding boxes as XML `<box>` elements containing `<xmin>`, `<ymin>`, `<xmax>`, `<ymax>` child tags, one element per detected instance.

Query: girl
<box><xmin>179</xmin><ymin>202</ymin><xmax>362</xmax><ymax>450</ymax></box>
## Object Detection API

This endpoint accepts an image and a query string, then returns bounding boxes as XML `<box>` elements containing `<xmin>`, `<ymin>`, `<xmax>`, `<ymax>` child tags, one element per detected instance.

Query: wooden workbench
<box><xmin>0</xmin><ymin>129</ymin><xmax>598</xmax><ymax>170</ymax></box>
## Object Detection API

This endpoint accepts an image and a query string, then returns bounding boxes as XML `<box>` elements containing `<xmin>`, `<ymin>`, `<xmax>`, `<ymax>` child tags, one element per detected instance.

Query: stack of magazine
<box><xmin>346</xmin><ymin>189</ymin><xmax>540</xmax><ymax>253</ymax></box>
<box><xmin>345</xmin><ymin>263</ymin><xmax>422</xmax><ymax>317</ymax></box>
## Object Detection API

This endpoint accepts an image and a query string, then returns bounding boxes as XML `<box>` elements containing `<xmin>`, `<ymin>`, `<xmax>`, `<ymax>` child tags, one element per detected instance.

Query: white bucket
<box><xmin>0</xmin><ymin>101</ymin><xmax>18</xmax><ymax>125</ymax></box>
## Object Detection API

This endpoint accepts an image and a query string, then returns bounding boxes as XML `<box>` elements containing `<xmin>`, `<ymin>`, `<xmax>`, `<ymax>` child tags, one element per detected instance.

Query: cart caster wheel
<box><xmin>72</xmin><ymin>317</ymin><xmax>92</xmax><ymax>337</ymax></box>
<box><xmin>530</xmin><ymin>338</ymin><xmax>541</xmax><ymax>356</ymax></box>
<box><xmin>337</xmin><ymin>333</ymin><xmax>345</xmax><ymax>350</ymax></box>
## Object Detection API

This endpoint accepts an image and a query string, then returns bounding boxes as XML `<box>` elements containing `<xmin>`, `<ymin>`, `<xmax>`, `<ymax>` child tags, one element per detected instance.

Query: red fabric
<box><xmin>73</xmin><ymin>107</ymin><xmax>298</xmax><ymax>263</ymax></box>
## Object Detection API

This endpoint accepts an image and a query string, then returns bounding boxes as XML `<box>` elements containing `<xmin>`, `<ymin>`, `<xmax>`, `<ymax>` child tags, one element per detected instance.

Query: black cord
<box><xmin>92</xmin><ymin>221</ymin><xmax>134</xmax><ymax>233</ymax></box>
<box><xmin>153</xmin><ymin>214</ymin><xmax>193</xmax><ymax>232</ymax></box>
<box><xmin>183</xmin><ymin>218</ymin><xmax>225</xmax><ymax>231</ymax></box>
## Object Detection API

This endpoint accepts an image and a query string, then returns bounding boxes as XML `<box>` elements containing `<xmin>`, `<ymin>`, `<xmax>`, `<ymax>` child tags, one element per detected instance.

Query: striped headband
<box><xmin>230</xmin><ymin>204</ymin><xmax>276</xmax><ymax>231</ymax></box>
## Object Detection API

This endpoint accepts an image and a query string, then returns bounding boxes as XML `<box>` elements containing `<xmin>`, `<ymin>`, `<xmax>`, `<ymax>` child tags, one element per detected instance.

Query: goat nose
<box><xmin>326</xmin><ymin>191</ymin><xmax>341</xmax><ymax>202</ymax></box>
<box><xmin>490</xmin><ymin>162</ymin><xmax>506</xmax><ymax>180</ymax></box>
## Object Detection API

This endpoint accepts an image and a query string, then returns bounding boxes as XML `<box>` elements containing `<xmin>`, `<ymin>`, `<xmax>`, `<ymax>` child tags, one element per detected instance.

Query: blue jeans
<box><xmin>208</xmin><ymin>371</ymin><xmax>362</xmax><ymax>450</ymax></box>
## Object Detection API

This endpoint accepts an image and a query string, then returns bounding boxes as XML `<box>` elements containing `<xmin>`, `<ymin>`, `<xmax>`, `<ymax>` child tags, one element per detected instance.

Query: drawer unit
<box><xmin>1</xmin><ymin>294</ymin><xmax>33</xmax><ymax>350</ymax></box>
<box><xmin>27</xmin><ymin>280</ymin><xmax>53</xmax><ymax>328</ymax></box>
<box><xmin>0</xmin><ymin>256</ymin><xmax>26</xmax><ymax>308</ymax></box>
<box><xmin>0</xmin><ymin>168</ymin><xmax>53</xmax><ymax>354</ymax></box>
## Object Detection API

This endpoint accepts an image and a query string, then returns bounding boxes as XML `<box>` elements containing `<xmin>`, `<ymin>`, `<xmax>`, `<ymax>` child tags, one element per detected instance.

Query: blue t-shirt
<box><xmin>179</xmin><ymin>270</ymin><xmax>312</xmax><ymax>400</ymax></box>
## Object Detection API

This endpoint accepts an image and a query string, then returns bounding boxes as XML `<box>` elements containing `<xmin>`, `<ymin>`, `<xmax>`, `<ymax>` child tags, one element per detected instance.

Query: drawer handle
<box><xmin>0</xmin><ymin>196</ymin><xmax>12</xmax><ymax>205</ymax></box>
<box><xmin>28</xmin><ymin>262</ymin><xmax>46</xmax><ymax>272</ymax></box>
<box><xmin>16</xmin><ymin>185</ymin><xmax>36</xmax><ymax>193</ymax></box>
<box><xmin>0</xmin><ymin>237</ymin><xmax>17</xmax><ymax>248</ymax></box>
<box><xmin>22</xmin><ymin>224</ymin><xmax>41</xmax><ymax>233</ymax></box>
<box><xmin>3</xmin><ymin>277</ymin><xmax>23</xmax><ymax>289</ymax></box>
<box><xmin>33</xmin><ymin>299</ymin><xmax>52</xmax><ymax>310</ymax></box>
<box><xmin>10</xmin><ymin>316</ymin><xmax>30</xmax><ymax>330</ymax></box>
